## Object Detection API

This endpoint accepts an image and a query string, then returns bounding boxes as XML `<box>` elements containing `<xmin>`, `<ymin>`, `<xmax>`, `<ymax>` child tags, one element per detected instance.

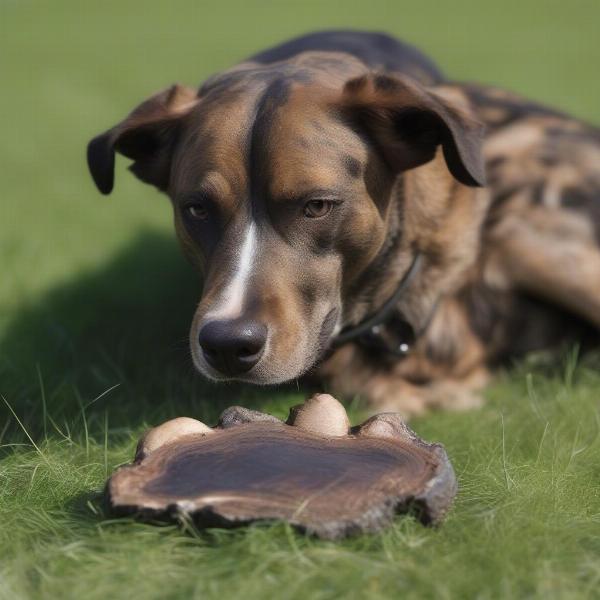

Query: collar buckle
<box><xmin>358</xmin><ymin>319</ymin><xmax>415</xmax><ymax>357</ymax></box>
<box><xmin>331</xmin><ymin>252</ymin><xmax>422</xmax><ymax>357</ymax></box>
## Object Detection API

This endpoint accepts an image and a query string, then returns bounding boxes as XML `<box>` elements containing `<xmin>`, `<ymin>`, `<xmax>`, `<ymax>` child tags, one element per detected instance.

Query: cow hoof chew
<box><xmin>106</xmin><ymin>394</ymin><xmax>457</xmax><ymax>539</ymax></box>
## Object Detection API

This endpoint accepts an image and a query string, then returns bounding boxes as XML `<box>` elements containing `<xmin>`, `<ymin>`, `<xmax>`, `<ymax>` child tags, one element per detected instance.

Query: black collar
<box><xmin>331</xmin><ymin>252</ymin><xmax>423</xmax><ymax>356</ymax></box>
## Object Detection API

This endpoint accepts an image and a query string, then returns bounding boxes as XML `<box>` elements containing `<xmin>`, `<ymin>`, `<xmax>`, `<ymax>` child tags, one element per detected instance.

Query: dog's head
<box><xmin>87</xmin><ymin>60</ymin><xmax>485</xmax><ymax>384</ymax></box>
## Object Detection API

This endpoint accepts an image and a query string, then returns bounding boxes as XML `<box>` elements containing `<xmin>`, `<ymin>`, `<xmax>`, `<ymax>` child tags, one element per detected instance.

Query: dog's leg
<box><xmin>319</xmin><ymin>297</ymin><xmax>490</xmax><ymax>418</ymax></box>
<box><xmin>487</xmin><ymin>206</ymin><xmax>600</xmax><ymax>328</ymax></box>
<box><xmin>363</xmin><ymin>367</ymin><xmax>489</xmax><ymax>417</ymax></box>
<box><xmin>320</xmin><ymin>348</ymin><xmax>489</xmax><ymax>418</ymax></box>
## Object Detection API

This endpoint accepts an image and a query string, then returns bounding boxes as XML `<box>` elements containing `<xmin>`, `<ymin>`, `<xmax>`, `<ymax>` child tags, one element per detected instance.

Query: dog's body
<box><xmin>88</xmin><ymin>31</ymin><xmax>600</xmax><ymax>416</ymax></box>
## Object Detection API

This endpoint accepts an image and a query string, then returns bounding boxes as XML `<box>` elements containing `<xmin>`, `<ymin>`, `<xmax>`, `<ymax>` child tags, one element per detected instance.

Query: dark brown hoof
<box><xmin>107</xmin><ymin>394</ymin><xmax>457</xmax><ymax>539</ymax></box>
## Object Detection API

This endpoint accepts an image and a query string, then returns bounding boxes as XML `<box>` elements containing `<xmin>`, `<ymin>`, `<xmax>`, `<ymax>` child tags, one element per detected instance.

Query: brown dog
<box><xmin>87</xmin><ymin>31</ymin><xmax>600</xmax><ymax>416</ymax></box>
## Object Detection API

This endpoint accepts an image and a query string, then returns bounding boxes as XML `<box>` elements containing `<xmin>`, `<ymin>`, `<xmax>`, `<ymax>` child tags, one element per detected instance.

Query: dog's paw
<box><xmin>364</xmin><ymin>372</ymin><xmax>487</xmax><ymax>418</ymax></box>
<box><xmin>364</xmin><ymin>379</ymin><xmax>432</xmax><ymax>418</ymax></box>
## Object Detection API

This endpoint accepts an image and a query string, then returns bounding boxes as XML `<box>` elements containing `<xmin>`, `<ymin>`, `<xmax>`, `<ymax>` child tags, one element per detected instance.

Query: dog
<box><xmin>87</xmin><ymin>30</ymin><xmax>600</xmax><ymax>416</ymax></box>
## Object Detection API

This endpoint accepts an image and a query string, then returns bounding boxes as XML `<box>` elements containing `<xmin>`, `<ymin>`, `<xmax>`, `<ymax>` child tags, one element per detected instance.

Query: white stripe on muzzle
<box><xmin>204</xmin><ymin>222</ymin><xmax>257</xmax><ymax>320</ymax></box>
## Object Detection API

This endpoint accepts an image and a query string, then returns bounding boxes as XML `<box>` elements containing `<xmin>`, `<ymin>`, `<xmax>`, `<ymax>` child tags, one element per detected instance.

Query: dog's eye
<box><xmin>304</xmin><ymin>200</ymin><xmax>334</xmax><ymax>218</ymax></box>
<box><xmin>185</xmin><ymin>203</ymin><xmax>209</xmax><ymax>221</ymax></box>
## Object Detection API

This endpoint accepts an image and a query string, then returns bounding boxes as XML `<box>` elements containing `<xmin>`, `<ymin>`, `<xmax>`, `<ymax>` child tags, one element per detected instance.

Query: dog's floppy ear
<box><xmin>87</xmin><ymin>84</ymin><xmax>199</xmax><ymax>194</ymax></box>
<box><xmin>339</xmin><ymin>74</ymin><xmax>486</xmax><ymax>187</ymax></box>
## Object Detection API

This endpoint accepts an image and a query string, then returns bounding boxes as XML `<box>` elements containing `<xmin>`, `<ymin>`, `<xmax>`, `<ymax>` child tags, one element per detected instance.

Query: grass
<box><xmin>1</xmin><ymin>0</ymin><xmax>600</xmax><ymax>598</ymax></box>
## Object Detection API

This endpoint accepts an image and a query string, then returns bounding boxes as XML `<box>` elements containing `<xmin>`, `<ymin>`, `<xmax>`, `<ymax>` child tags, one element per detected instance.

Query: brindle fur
<box><xmin>87</xmin><ymin>31</ymin><xmax>600</xmax><ymax>416</ymax></box>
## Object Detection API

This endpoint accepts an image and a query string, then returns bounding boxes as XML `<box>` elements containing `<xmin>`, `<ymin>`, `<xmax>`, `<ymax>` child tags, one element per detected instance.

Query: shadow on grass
<box><xmin>0</xmin><ymin>229</ymin><xmax>301</xmax><ymax>442</ymax></box>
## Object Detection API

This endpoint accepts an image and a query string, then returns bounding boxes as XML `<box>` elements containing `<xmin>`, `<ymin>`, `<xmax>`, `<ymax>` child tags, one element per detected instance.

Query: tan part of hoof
<box><xmin>135</xmin><ymin>417</ymin><xmax>214</xmax><ymax>461</ymax></box>
<box><xmin>287</xmin><ymin>393</ymin><xmax>350</xmax><ymax>437</ymax></box>
<box><xmin>356</xmin><ymin>413</ymin><xmax>417</xmax><ymax>443</ymax></box>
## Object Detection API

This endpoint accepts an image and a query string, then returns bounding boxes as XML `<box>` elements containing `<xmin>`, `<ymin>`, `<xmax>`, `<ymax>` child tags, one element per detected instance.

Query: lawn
<box><xmin>1</xmin><ymin>1</ymin><xmax>600</xmax><ymax>598</ymax></box>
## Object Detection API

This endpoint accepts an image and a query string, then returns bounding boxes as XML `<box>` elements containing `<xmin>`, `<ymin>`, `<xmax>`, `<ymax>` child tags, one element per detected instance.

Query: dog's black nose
<box><xmin>198</xmin><ymin>319</ymin><xmax>267</xmax><ymax>376</ymax></box>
